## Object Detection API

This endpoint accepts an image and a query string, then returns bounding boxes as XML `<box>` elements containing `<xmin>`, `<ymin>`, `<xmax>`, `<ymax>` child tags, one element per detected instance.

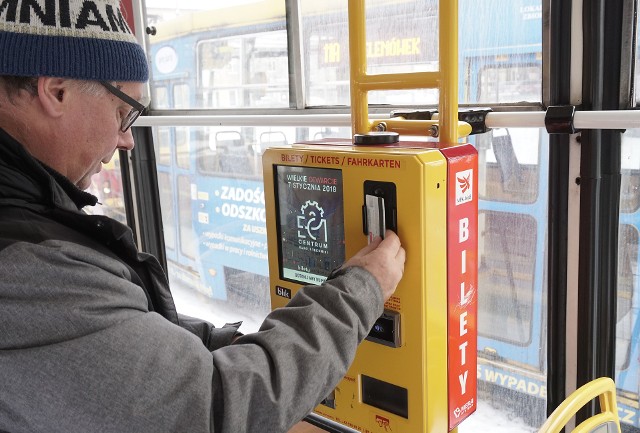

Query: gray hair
<box><xmin>0</xmin><ymin>76</ymin><xmax>106</xmax><ymax>103</ymax></box>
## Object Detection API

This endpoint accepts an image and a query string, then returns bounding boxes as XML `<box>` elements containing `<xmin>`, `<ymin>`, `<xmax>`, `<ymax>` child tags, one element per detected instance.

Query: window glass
<box><xmin>158</xmin><ymin>171</ymin><xmax>176</xmax><ymax>252</ymax></box>
<box><xmin>155</xmin><ymin>127</ymin><xmax>172</xmax><ymax>166</ymax></box>
<box><xmin>616</xmin><ymin>224</ymin><xmax>637</xmax><ymax>372</ymax></box>
<box><xmin>477</xmin><ymin>128</ymin><xmax>540</xmax><ymax>203</ymax></box>
<box><xmin>173</xmin><ymin>83</ymin><xmax>190</xmax><ymax>108</ymax></box>
<box><xmin>621</xmin><ymin>129</ymin><xmax>640</xmax><ymax>212</ymax></box>
<box><xmin>615</xmin><ymin>130</ymin><xmax>640</xmax><ymax>431</ymax></box>
<box><xmin>478</xmin><ymin>63</ymin><xmax>542</xmax><ymax>103</ymax></box>
<box><xmin>301</xmin><ymin>0</ymin><xmax>542</xmax><ymax>106</ymax></box>
<box><xmin>147</xmin><ymin>0</ymin><xmax>287</xmax><ymax>110</ymax></box>
<box><xmin>198</xmin><ymin>33</ymin><xmax>288</xmax><ymax>109</ymax></box>
<box><xmin>636</xmin><ymin>12</ymin><xmax>640</xmax><ymax>105</ymax></box>
<box><xmin>302</xmin><ymin>0</ymin><xmax>438</xmax><ymax>106</ymax></box>
<box><xmin>198</xmin><ymin>38</ymin><xmax>242</xmax><ymax>107</ymax></box>
<box><xmin>176</xmin><ymin>127</ymin><xmax>190</xmax><ymax>170</ymax></box>
<box><xmin>463</xmin><ymin>129</ymin><xmax>548</xmax><ymax>433</ymax></box>
<box><xmin>153</xmin><ymin>124</ymin><xmax>281</xmax><ymax>331</ymax></box>
<box><xmin>460</xmin><ymin>1</ymin><xmax>542</xmax><ymax>104</ymax></box>
<box><xmin>177</xmin><ymin>175</ymin><xmax>197</xmax><ymax>260</ymax></box>
<box><xmin>153</xmin><ymin>86</ymin><xmax>169</xmax><ymax>109</ymax></box>
<box><xmin>478</xmin><ymin>210</ymin><xmax>537</xmax><ymax>345</ymax></box>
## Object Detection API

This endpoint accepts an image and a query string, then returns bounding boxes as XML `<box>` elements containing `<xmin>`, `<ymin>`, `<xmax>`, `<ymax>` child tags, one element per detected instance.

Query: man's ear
<box><xmin>37</xmin><ymin>77</ymin><xmax>69</xmax><ymax>117</ymax></box>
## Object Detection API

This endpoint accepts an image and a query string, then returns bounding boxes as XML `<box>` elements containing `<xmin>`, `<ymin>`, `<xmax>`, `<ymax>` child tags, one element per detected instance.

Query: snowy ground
<box><xmin>461</xmin><ymin>401</ymin><xmax>538</xmax><ymax>433</ymax></box>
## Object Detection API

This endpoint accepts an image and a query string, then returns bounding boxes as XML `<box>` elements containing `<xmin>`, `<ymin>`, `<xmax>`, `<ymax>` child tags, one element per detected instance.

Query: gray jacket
<box><xmin>0</xmin><ymin>127</ymin><xmax>383</xmax><ymax>433</ymax></box>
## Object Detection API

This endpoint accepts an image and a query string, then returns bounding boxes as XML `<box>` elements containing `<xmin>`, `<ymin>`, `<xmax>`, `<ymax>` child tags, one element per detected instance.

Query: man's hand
<box><xmin>342</xmin><ymin>230</ymin><xmax>405</xmax><ymax>302</ymax></box>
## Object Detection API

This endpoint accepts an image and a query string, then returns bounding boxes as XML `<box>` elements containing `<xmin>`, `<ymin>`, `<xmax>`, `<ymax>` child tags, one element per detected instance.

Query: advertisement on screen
<box><xmin>275</xmin><ymin>165</ymin><xmax>345</xmax><ymax>285</ymax></box>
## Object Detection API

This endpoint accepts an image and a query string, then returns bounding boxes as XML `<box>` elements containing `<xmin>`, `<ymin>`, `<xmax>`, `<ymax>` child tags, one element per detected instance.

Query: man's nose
<box><xmin>117</xmin><ymin>129</ymin><xmax>135</xmax><ymax>151</ymax></box>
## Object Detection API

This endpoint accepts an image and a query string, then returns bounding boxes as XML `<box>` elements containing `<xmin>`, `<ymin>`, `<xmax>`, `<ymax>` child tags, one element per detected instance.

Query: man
<box><xmin>0</xmin><ymin>1</ymin><xmax>405</xmax><ymax>433</ymax></box>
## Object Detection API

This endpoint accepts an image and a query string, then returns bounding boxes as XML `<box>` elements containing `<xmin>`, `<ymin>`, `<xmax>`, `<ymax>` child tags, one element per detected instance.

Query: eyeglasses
<box><xmin>99</xmin><ymin>81</ymin><xmax>147</xmax><ymax>133</ymax></box>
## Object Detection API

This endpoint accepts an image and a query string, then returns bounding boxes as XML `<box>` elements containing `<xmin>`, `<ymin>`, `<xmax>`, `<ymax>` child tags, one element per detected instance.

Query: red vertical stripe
<box><xmin>442</xmin><ymin>144</ymin><xmax>479</xmax><ymax>430</ymax></box>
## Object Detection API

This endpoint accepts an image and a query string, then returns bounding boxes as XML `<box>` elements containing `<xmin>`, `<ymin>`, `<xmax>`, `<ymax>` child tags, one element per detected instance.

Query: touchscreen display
<box><xmin>276</xmin><ymin>165</ymin><xmax>345</xmax><ymax>285</ymax></box>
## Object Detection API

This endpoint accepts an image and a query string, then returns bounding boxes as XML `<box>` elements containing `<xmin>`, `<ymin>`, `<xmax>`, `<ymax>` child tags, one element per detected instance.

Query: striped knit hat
<box><xmin>0</xmin><ymin>0</ymin><xmax>148</xmax><ymax>81</ymax></box>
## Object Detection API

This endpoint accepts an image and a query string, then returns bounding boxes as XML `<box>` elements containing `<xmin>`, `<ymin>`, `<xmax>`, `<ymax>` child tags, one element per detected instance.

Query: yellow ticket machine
<box><xmin>263</xmin><ymin>139</ymin><xmax>478</xmax><ymax>432</ymax></box>
<box><xmin>264</xmin><ymin>0</ymin><xmax>478</xmax><ymax>429</ymax></box>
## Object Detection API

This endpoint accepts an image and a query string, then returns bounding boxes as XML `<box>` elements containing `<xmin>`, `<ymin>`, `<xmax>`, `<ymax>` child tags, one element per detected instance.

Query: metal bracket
<box><xmin>391</xmin><ymin>108</ymin><xmax>492</xmax><ymax>136</ymax></box>
<box><xmin>545</xmin><ymin>105</ymin><xmax>578</xmax><ymax>134</ymax></box>
<box><xmin>458</xmin><ymin>107</ymin><xmax>492</xmax><ymax>135</ymax></box>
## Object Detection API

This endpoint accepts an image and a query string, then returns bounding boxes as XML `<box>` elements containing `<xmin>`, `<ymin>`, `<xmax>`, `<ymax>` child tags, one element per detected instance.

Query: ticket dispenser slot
<box><xmin>362</xmin><ymin>375</ymin><xmax>409</xmax><ymax>419</ymax></box>
<box><xmin>362</xmin><ymin>181</ymin><xmax>397</xmax><ymax>239</ymax></box>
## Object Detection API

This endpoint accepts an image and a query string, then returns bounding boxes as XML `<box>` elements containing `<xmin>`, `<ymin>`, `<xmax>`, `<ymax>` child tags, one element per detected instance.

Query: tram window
<box><xmin>302</xmin><ymin>0</ymin><xmax>349</xmax><ymax>107</ymax></box>
<box><xmin>621</xmin><ymin>129</ymin><xmax>640</xmax><ymax>212</ymax></box>
<box><xmin>198</xmin><ymin>38</ymin><xmax>242</xmax><ymax>108</ymax></box>
<box><xmin>195</xmin><ymin>129</ymin><xmax>220</xmax><ymax>175</ymax></box>
<box><xmin>148</xmin><ymin>1</ymin><xmax>288</xmax><ymax>110</ymax></box>
<box><xmin>636</xmin><ymin>12</ymin><xmax>640</xmax><ymax>105</ymax></box>
<box><xmin>154</xmin><ymin>127</ymin><xmax>172</xmax><ymax>167</ymax></box>
<box><xmin>246</xmin><ymin>32</ymin><xmax>288</xmax><ymax>107</ymax></box>
<box><xmin>478</xmin><ymin>128</ymin><xmax>541</xmax><ymax>204</ymax></box>
<box><xmin>193</xmin><ymin>127</ymin><xmax>260</xmax><ymax>178</ymax></box>
<box><xmin>478</xmin><ymin>211</ymin><xmax>537</xmax><ymax>345</ymax></box>
<box><xmin>302</xmin><ymin>0</ymin><xmax>542</xmax><ymax>106</ymax></box>
<box><xmin>173</xmin><ymin>83</ymin><xmax>190</xmax><ymax>108</ymax></box>
<box><xmin>310</xmin><ymin>127</ymin><xmax>352</xmax><ymax>140</ymax></box>
<box><xmin>153</xmin><ymin>86</ymin><xmax>169</xmax><ymax>110</ymax></box>
<box><xmin>478</xmin><ymin>64</ymin><xmax>541</xmax><ymax>103</ymax></box>
<box><xmin>615</xmin><ymin>224</ymin><xmax>638</xmax><ymax>372</ymax></box>
<box><xmin>616</xmin><ymin>135</ymin><xmax>640</xmax><ymax>407</ymax></box>
<box><xmin>302</xmin><ymin>0</ymin><xmax>438</xmax><ymax>106</ymax></box>
<box><xmin>259</xmin><ymin>130</ymin><xmax>288</xmax><ymax>154</ymax></box>
<box><xmin>158</xmin><ymin>171</ymin><xmax>176</xmax><ymax>252</ymax></box>
<box><xmin>460</xmin><ymin>1</ymin><xmax>542</xmax><ymax>104</ymax></box>
<box><xmin>160</xmin><ymin>123</ymin><xmax>272</xmax><ymax>332</ymax></box>
<box><xmin>197</xmin><ymin>31</ymin><xmax>288</xmax><ymax>109</ymax></box>
<box><xmin>215</xmin><ymin>131</ymin><xmax>249</xmax><ymax>174</ymax></box>
<box><xmin>178</xmin><ymin>176</ymin><xmax>197</xmax><ymax>261</ymax></box>
<box><xmin>176</xmin><ymin>127</ymin><xmax>190</xmax><ymax>170</ymax></box>
<box><xmin>467</xmin><ymin>126</ymin><xmax>548</xmax><ymax>433</ymax></box>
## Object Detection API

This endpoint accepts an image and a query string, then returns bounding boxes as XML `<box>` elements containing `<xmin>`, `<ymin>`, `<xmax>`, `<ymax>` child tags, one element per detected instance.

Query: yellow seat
<box><xmin>538</xmin><ymin>377</ymin><xmax>621</xmax><ymax>433</ymax></box>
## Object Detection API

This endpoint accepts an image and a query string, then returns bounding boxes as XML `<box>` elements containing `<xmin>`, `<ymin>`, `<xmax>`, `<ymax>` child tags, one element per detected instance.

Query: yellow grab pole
<box><xmin>359</xmin><ymin>72</ymin><xmax>440</xmax><ymax>91</ymax></box>
<box><xmin>348</xmin><ymin>0</ymin><xmax>368</xmax><ymax>135</ymax></box>
<box><xmin>439</xmin><ymin>0</ymin><xmax>459</xmax><ymax>146</ymax></box>
<box><xmin>348</xmin><ymin>0</ymin><xmax>466</xmax><ymax>144</ymax></box>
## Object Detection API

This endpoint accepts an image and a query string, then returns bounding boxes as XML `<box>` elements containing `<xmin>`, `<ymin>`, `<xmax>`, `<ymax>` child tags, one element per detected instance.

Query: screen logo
<box><xmin>297</xmin><ymin>200</ymin><xmax>328</xmax><ymax>248</ymax></box>
<box><xmin>275</xmin><ymin>286</ymin><xmax>292</xmax><ymax>299</ymax></box>
<box><xmin>455</xmin><ymin>169</ymin><xmax>473</xmax><ymax>205</ymax></box>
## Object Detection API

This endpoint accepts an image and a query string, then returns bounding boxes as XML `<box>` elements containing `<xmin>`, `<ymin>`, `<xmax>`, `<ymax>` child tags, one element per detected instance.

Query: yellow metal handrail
<box><xmin>348</xmin><ymin>0</ymin><xmax>470</xmax><ymax>146</ymax></box>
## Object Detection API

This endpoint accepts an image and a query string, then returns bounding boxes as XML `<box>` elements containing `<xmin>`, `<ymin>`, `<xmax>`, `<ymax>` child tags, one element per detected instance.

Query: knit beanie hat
<box><xmin>0</xmin><ymin>0</ymin><xmax>148</xmax><ymax>81</ymax></box>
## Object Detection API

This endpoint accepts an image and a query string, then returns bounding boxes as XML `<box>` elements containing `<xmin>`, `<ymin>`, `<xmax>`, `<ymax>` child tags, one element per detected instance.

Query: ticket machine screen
<box><xmin>275</xmin><ymin>165</ymin><xmax>345</xmax><ymax>285</ymax></box>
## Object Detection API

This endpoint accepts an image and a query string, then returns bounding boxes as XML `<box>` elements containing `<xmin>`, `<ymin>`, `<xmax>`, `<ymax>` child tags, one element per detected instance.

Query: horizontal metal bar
<box><xmin>134</xmin><ymin>114</ymin><xmax>352</xmax><ymax>127</ymax></box>
<box><xmin>134</xmin><ymin>110</ymin><xmax>640</xmax><ymax>130</ymax></box>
